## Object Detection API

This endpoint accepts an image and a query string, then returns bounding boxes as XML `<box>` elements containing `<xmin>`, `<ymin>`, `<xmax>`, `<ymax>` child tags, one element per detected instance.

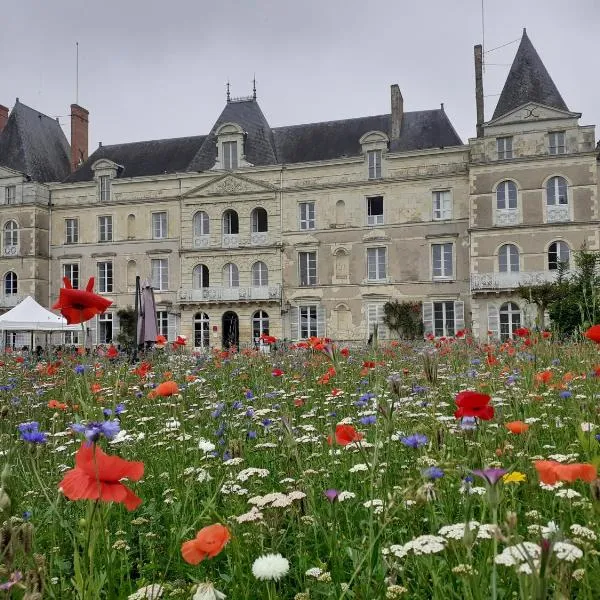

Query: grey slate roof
<box><xmin>0</xmin><ymin>101</ymin><xmax>71</xmax><ymax>182</ymax></box>
<box><xmin>492</xmin><ymin>30</ymin><xmax>568</xmax><ymax>120</ymax></box>
<box><xmin>65</xmin><ymin>136</ymin><xmax>207</xmax><ymax>182</ymax></box>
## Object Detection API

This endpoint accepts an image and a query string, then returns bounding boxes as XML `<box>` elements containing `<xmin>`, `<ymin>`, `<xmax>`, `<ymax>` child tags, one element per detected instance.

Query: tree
<box><xmin>517</xmin><ymin>280</ymin><xmax>562</xmax><ymax>330</ymax></box>
<box><xmin>383</xmin><ymin>301</ymin><xmax>423</xmax><ymax>339</ymax></box>
<box><xmin>116</xmin><ymin>307</ymin><xmax>137</xmax><ymax>350</ymax></box>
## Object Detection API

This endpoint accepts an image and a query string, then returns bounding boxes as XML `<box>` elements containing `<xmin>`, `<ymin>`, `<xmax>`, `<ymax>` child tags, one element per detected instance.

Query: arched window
<box><xmin>127</xmin><ymin>260</ymin><xmax>136</xmax><ymax>288</ymax></box>
<box><xmin>498</xmin><ymin>244</ymin><xmax>519</xmax><ymax>272</ymax></box>
<box><xmin>499</xmin><ymin>302</ymin><xmax>521</xmax><ymax>340</ymax></box>
<box><xmin>335</xmin><ymin>200</ymin><xmax>346</xmax><ymax>226</ymax></box>
<box><xmin>223</xmin><ymin>263</ymin><xmax>239</xmax><ymax>287</ymax></box>
<box><xmin>252</xmin><ymin>310</ymin><xmax>269</xmax><ymax>343</ymax></box>
<box><xmin>548</xmin><ymin>241</ymin><xmax>570</xmax><ymax>270</ymax></box>
<box><xmin>4</xmin><ymin>271</ymin><xmax>17</xmax><ymax>296</ymax></box>
<box><xmin>251</xmin><ymin>261</ymin><xmax>268</xmax><ymax>287</ymax></box>
<box><xmin>496</xmin><ymin>181</ymin><xmax>517</xmax><ymax>210</ymax></box>
<box><xmin>127</xmin><ymin>214</ymin><xmax>136</xmax><ymax>239</ymax></box>
<box><xmin>222</xmin><ymin>210</ymin><xmax>239</xmax><ymax>235</ymax></box>
<box><xmin>193</xmin><ymin>264</ymin><xmax>210</xmax><ymax>288</ymax></box>
<box><xmin>193</xmin><ymin>211</ymin><xmax>210</xmax><ymax>236</ymax></box>
<box><xmin>546</xmin><ymin>176</ymin><xmax>568</xmax><ymax>206</ymax></box>
<box><xmin>3</xmin><ymin>220</ymin><xmax>18</xmax><ymax>251</ymax></box>
<box><xmin>194</xmin><ymin>312</ymin><xmax>210</xmax><ymax>348</ymax></box>
<box><xmin>251</xmin><ymin>208</ymin><xmax>268</xmax><ymax>232</ymax></box>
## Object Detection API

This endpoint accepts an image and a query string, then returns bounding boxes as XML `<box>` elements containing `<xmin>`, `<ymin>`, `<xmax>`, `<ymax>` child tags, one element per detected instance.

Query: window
<box><xmin>98</xmin><ymin>313</ymin><xmax>113</xmax><ymax>343</ymax></box>
<box><xmin>222</xmin><ymin>210</ymin><xmax>239</xmax><ymax>234</ymax></box>
<box><xmin>98</xmin><ymin>216</ymin><xmax>113</xmax><ymax>242</ymax></box>
<box><xmin>253</xmin><ymin>310</ymin><xmax>270</xmax><ymax>344</ymax></box>
<box><xmin>299</xmin><ymin>251</ymin><xmax>317</xmax><ymax>286</ymax></box>
<box><xmin>433</xmin><ymin>301</ymin><xmax>455</xmax><ymax>337</ymax></box>
<box><xmin>194</xmin><ymin>312</ymin><xmax>210</xmax><ymax>348</ymax></box>
<box><xmin>432</xmin><ymin>243</ymin><xmax>453</xmax><ymax>279</ymax></box>
<box><xmin>367</xmin><ymin>303</ymin><xmax>388</xmax><ymax>338</ymax></box>
<box><xmin>97</xmin><ymin>261</ymin><xmax>113</xmax><ymax>293</ymax></box>
<box><xmin>222</xmin><ymin>263</ymin><xmax>239</xmax><ymax>287</ymax></box>
<box><xmin>3</xmin><ymin>221</ymin><xmax>18</xmax><ymax>252</ymax></box>
<box><xmin>432</xmin><ymin>190</ymin><xmax>452</xmax><ymax>220</ymax></box>
<box><xmin>499</xmin><ymin>302</ymin><xmax>521</xmax><ymax>341</ymax></box>
<box><xmin>65</xmin><ymin>219</ymin><xmax>79</xmax><ymax>244</ymax></box>
<box><xmin>497</xmin><ymin>137</ymin><xmax>513</xmax><ymax>160</ymax></box>
<box><xmin>63</xmin><ymin>263</ymin><xmax>80</xmax><ymax>289</ymax></box>
<box><xmin>156</xmin><ymin>310</ymin><xmax>169</xmax><ymax>337</ymax></box>
<box><xmin>549</xmin><ymin>131</ymin><xmax>566</xmax><ymax>155</ymax></box>
<box><xmin>151</xmin><ymin>258</ymin><xmax>168</xmax><ymax>291</ymax></box>
<box><xmin>99</xmin><ymin>176</ymin><xmax>111</xmax><ymax>202</ymax></box>
<box><xmin>5</xmin><ymin>186</ymin><xmax>16</xmax><ymax>205</ymax></box>
<box><xmin>498</xmin><ymin>244</ymin><xmax>519</xmax><ymax>273</ymax></box>
<box><xmin>193</xmin><ymin>264</ymin><xmax>209</xmax><ymax>288</ymax></box>
<box><xmin>64</xmin><ymin>331</ymin><xmax>80</xmax><ymax>345</ymax></box>
<box><xmin>4</xmin><ymin>272</ymin><xmax>17</xmax><ymax>296</ymax></box>
<box><xmin>194</xmin><ymin>211</ymin><xmax>209</xmax><ymax>235</ymax></box>
<box><xmin>546</xmin><ymin>176</ymin><xmax>568</xmax><ymax>205</ymax></box>
<box><xmin>299</xmin><ymin>305</ymin><xmax>318</xmax><ymax>338</ymax></box>
<box><xmin>367</xmin><ymin>150</ymin><xmax>382</xmax><ymax>180</ymax></box>
<box><xmin>367</xmin><ymin>247</ymin><xmax>386</xmax><ymax>280</ymax></box>
<box><xmin>223</xmin><ymin>141</ymin><xmax>238</xmax><ymax>170</ymax></box>
<box><xmin>251</xmin><ymin>208</ymin><xmax>268</xmax><ymax>232</ymax></box>
<box><xmin>496</xmin><ymin>181</ymin><xmax>517</xmax><ymax>210</ymax></box>
<box><xmin>367</xmin><ymin>196</ymin><xmax>384</xmax><ymax>225</ymax></box>
<box><xmin>299</xmin><ymin>202</ymin><xmax>315</xmax><ymax>230</ymax></box>
<box><xmin>548</xmin><ymin>241</ymin><xmax>570</xmax><ymax>270</ymax></box>
<box><xmin>152</xmin><ymin>212</ymin><xmax>167</xmax><ymax>239</ymax></box>
<box><xmin>251</xmin><ymin>261</ymin><xmax>268</xmax><ymax>286</ymax></box>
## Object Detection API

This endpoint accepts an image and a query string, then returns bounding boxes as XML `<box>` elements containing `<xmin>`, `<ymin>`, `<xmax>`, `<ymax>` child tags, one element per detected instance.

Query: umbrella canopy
<box><xmin>137</xmin><ymin>281</ymin><xmax>158</xmax><ymax>346</ymax></box>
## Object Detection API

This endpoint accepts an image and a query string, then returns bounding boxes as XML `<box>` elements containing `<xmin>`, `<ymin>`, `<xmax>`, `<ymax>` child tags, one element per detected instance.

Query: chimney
<box><xmin>70</xmin><ymin>103</ymin><xmax>89</xmax><ymax>171</ymax></box>
<box><xmin>0</xmin><ymin>105</ymin><xmax>8</xmax><ymax>134</ymax></box>
<box><xmin>474</xmin><ymin>45</ymin><xmax>484</xmax><ymax>138</ymax></box>
<box><xmin>391</xmin><ymin>84</ymin><xmax>403</xmax><ymax>142</ymax></box>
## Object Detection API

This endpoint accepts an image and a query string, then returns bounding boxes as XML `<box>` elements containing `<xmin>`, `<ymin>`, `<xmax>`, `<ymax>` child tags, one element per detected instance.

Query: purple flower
<box><xmin>115</xmin><ymin>403</ymin><xmax>125</xmax><ymax>415</ymax></box>
<box><xmin>400</xmin><ymin>433</ymin><xmax>428</xmax><ymax>449</ymax></box>
<box><xmin>0</xmin><ymin>571</ymin><xmax>22</xmax><ymax>591</ymax></box>
<box><xmin>245</xmin><ymin>390</ymin><xmax>255</xmax><ymax>400</ymax></box>
<box><xmin>247</xmin><ymin>430</ymin><xmax>257</xmax><ymax>439</ymax></box>
<box><xmin>71</xmin><ymin>419</ymin><xmax>120</xmax><ymax>442</ymax></box>
<box><xmin>360</xmin><ymin>415</ymin><xmax>377</xmax><ymax>426</ymax></box>
<box><xmin>324</xmin><ymin>489</ymin><xmax>339</xmax><ymax>502</ymax></box>
<box><xmin>559</xmin><ymin>390</ymin><xmax>572</xmax><ymax>399</ymax></box>
<box><xmin>472</xmin><ymin>468</ymin><xmax>508</xmax><ymax>486</ymax></box>
<box><xmin>422</xmin><ymin>466</ymin><xmax>444</xmax><ymax>480</ymax></box>
<box><xmin>18</xmin><ymin>422</ymin><xmax>47</xmax><ymax>445</ymax></box>
<box><xmin>460</xmin><ymin>416</ymin><xmax>477</xmax><ymax>431</ymax></box>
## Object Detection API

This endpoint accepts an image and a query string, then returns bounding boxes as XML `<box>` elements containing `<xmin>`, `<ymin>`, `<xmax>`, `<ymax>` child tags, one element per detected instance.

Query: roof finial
<box><xmin>523</xmin><ymin>27</ymin><xmax>527</xmax><ymax>35</ymax></box>
<box><xmin>252</xmin><ymin>75</ymin><xmax>256</xmax><ymax>100</ymax></box>
<box><xmin>226</xmin><ymin>80</ymin><xmax>231</xmax><ymax>103</ymax></box>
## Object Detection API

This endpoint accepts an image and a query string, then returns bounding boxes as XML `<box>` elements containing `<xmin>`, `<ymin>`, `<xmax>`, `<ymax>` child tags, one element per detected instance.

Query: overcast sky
<box><xmin>2</xmin><ymin>0</ymin><xmax>598</xmax><ymax>149</ymax></box>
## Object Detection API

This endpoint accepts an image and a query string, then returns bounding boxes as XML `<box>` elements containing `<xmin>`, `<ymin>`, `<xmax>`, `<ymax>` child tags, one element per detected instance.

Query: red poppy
<box><xmin>59</xmin><ymin>443</ymin><xmax>144</xmax><ymax>511</ymax></box>
<box><xmin>514</xmin><ymin>327</ymin><xmax>530</xmax><ymax>338</ymax></box>
<box><xmin>585</xmin><ymin>325</ymin><xmax>600</xmax><ymax>343</ymax></box>
<box><xmin>106</xmin><ymin>346</ymin><xmax>118</xmax><ymax>359</ymax></box>
<box><xmin>535</xmin><ymin>370</ymin><xmax>553</xmax><ymax>384</ymax></box>
<box><xmin>181</xmin><ymin>524</ymin><xmax>231</xmax><ymax>565</ymax></box>
<box><xmin>152</xmin><ymin>381</ymin><xmax>179</xmax><ymax>397</ymax></box>
<box><xmin>363</xmin><ymin>361</ymin><xmax>376</xmax><ymax>369</ymax></box>
<box><xmin>340</xmin><ymin>347</ymin><xmax>350</xmax><ymax>357</ymax></box>
<box><xmin>52</xmin><ymin>277</ymin><xmax>112</xmax><ymax>325</ymax></box>
<box><xmin>272</xmin><ymin>368</ymin><xmax>284</xmax><ymax>377</ymax></box>
<box><xmin>454</xmin><ymin>390</ymin><xmax>494</xmax><ymax>420</ymax></box>
<box><xmin>534</xmin><ymin>460</ymin><xmax>597</xmax><ymax>485</ymax></box>
<box><xmin>155</xmin><ymin>335</ymin><xmax>167</xmax><ymax>346</ymax></box>
<box><xmin>327</xmin><ymin>424</ymin><xmax>364</xmax><ymax>446</ymax></box>
<box><xmin>506</xmin><ymin>420</ymin><xmax>529</xmax><ymax>434</ymax></box>
<box><xmin>542</xmin><ymin>331</ymin><xmax>551</xmax><ymax>339</ymax></box>
<box><xmin>173</xmin><ymin>335</ymin><xmax>187</xmax><ymax>347</ymax></box>
<box><xmin>259</xmin><ymin>333</ymin><xmax>277</xmax><ymax>345</ymax></box>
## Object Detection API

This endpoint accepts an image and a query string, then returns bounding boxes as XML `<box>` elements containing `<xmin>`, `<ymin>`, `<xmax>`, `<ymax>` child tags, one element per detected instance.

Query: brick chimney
<box><xmin>390</xmin><ymin>84</ymin><xmax>403</xmax><ymax>142</ymax></box>
<box><xmin>474</xmin><ymin>45</ymin><xmax>485</xmax><ymax>138</ymax></box>
<box><xmin>0</xmin><ymin>105</ymin><xmax>9</xmax><ymax>134</ymax></box>
<box><xmin>70</xmin><ymin>104</ymin><xmax>89</xmax><ymax>171</ymax></box>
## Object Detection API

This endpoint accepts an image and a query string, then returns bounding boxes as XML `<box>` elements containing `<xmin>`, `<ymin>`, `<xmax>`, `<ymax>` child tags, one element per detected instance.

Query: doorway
<box><xmin>222</xmin><ymin>311</ymin><xmax>239</xmax><ymax>349</ymax></box>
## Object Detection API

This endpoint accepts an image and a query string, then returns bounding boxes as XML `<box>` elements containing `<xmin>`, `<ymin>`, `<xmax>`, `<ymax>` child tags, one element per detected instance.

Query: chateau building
<box><xmin>0</xmin><ymin>30</ymin><xmax>597</xmax><ymax>348</ymax></box>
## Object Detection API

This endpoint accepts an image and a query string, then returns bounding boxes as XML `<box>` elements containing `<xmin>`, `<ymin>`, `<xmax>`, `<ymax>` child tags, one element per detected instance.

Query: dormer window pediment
<box><xmin>213</xmin><ymin>122</ymin><xmax>253</xmax><ymax>171</ymax></box>
<box><xmin>91</xmin><ymin>159</ymin><xmax>121</xmax><ymax>202</ymax></box>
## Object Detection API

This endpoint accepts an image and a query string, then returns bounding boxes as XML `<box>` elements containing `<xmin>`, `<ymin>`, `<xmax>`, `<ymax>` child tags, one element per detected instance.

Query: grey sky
<box><xmin>2</xmin><ymin>0</ymin><xmax>598</xmax><ymax>149</ymax></box>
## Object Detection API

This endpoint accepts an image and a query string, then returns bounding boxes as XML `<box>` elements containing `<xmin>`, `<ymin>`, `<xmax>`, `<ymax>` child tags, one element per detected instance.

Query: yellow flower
<box><xmin>503</xmin><ymin>471</ymin><xmax>527</xmax><ymax>485</ymax></box>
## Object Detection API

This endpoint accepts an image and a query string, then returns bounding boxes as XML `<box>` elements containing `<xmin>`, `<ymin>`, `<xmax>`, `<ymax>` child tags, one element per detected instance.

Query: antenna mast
<box><xmin>75</xmin><ymin>42</ymin><xmax>79</xmax><ymax>104</ymax></box>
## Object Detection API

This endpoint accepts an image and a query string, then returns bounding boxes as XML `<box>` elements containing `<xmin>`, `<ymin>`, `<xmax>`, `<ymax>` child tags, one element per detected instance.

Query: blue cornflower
<box><xmin>551</xmin><ymin>358</ymin><xmax>561</xmax><ymax>366</ymax></box>
<box><xmin>115</xmin><ymin>403</ymin><xmax>125</xmax><ymax>415</ymax></box>
<box><xmin>247</xmin><ymin>430</ymin><xmax>257</xmax><ymax>439</ymax></box>
<box><xmin>245</xmin><ymin>390</ymin><xmax>254</xmax><ymax>400</ymax></box>
<box><xmin>466</xmin><ymin>369</ymin><xmax>478</xmax><ymax>378</ymax></box>
<box><xmin>103</xmin><ymin>408</ymin><xmax>113</xmax><ymax>417</ymax></box>
<box><xmin>559</xmin><ymin>390</ymin><xmax>572</xmax><ymax>399</ymax></box>
<box><xmin>470</xmin><ymin>359</ymin><xmax>481</xmax><ymax>365</ymax></box>
<box><xmin>18</xmin><ymin>422</ymin><xmax>47</xmax><ymax>444</ymax></box>
<box><xmin>261</xmin><ymin>418</ymin><xmax>273</xmax><ymax>428</ymax></box>
<box><xmin>211</xmin><ymin>404</ymin><xmax>225</xmax><ymax>418</ymax></box>
<box><xmin>595</xmin><ymin>434</ymin><xmax>600</xmax><ymax>443</ymax></box>
<box><xmin>412</xmin><ymin>385</ymin><xmax>428</xmax><ymax>394</ymax></box>
<box><xmin>422</xmin><ymin>466</ymin><xmax>444</xmax><ymax>480</ymax></box>
<box><xmin>215</xmin><ymin>423</ymin><xmax>226</xmax><ymax>437</ymax></box>
<box><xmin>223</xmin><ymin>451</ymin><xmax>232</xmax><ymax>462</ymax></box>
<box><xmin>71</xmin><ymin>419</ymin><xmax>120</xmax><ymax>442</ymax></box>
<box><xmin>400</xmin><ymin>433</ymin><xmax>428</xmax><ymax>449</ymax></box>
<box><xmin>22</xmin><ymin>511</ymin><xmax>32</xmax><ymax>521</ymax></box>
<box><xmin>74</xmin><ymin>365</ymin><xmax>85</xmax><ymax>374</ymax></box>
<box><xmin>232</xmin><ymin>401</ymin><xmax>243</xmax><ymax>410</ymax></box>
<box><xmin>245</xmin><ymin>408</ymin><xmax>255</xmax><ymax>418</ymax></box>
<box><xmin>360</xmin><ymin>415</ymin><xmax>377</xmax><ymax>425</ymax></box>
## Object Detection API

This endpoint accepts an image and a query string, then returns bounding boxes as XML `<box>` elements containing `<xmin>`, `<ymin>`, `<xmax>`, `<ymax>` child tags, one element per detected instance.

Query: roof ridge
<box><xmin>95</xmin><ymin>134</ymin><xmax>207</xmax><ymax>149</ymax></box>
<box><xmin>13</xmin><ymin>100</ymin><xmax>62</xmax><ymax>124</ymax></box>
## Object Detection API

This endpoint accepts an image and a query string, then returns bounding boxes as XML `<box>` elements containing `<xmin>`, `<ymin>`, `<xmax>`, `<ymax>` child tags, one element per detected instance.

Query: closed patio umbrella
<box><xmin>137</xmin><ymin>279</ymin><xmax>158</xmax><ymax>347</ymax></box>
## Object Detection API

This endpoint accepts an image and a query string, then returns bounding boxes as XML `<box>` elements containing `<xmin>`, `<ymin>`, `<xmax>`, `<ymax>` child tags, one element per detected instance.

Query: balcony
<box><xmin>0</xmin><ymin>294</ymin><xmax>23</xmax><ymax>308</ymax></box>
<box><xmin>179</xmin><ymin>285</ymin><xmax>281</xmax><ymax>303</ymax></box>
<box><xmin>471</xmin><ymin>271</ymin><xmax>561</xmax><ymax>292</ymax></box>
<box><xmin>222</xmin><ymin>234</ymin><xmax>239</xmax><ymax>248</ymax></box>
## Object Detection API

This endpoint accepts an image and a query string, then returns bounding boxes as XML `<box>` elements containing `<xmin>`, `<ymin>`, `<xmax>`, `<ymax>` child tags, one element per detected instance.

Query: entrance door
<box><xmin>222</xmin><ymin>311</ymin><xmax>239</xmax><ymax>349</ymax></box>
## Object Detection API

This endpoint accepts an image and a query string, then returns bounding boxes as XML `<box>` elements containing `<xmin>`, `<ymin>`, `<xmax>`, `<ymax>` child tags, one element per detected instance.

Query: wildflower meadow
<box><xmin>3</xmin><ymin>325</ymin><xmax>600</xmax><ymax>599</ymax></box>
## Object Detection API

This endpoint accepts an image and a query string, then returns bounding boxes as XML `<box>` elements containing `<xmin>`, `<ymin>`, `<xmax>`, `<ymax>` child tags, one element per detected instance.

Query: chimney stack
<box><xmin>0</xmin><ymin>105</ymin><xmax>9</xmax><ymax>134</ymax></box>
<box><xmin>70</xmin><ymin>103</ymin><xmax>89</xmax><ymax>171</ymax></box>
<box><xmin>391</xmin><ymin>84</ymin><xmax>403</xmax><ymax>142</ymax></box>
<box><xmin>474</xmin><ymin>45</ymin><xmax>484</xmax><ymax>138</ymax></box>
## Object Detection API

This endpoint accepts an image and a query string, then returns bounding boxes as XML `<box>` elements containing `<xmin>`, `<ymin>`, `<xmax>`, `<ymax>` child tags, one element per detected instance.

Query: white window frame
<box><xmin>496</xmin><ymin>181</ymin><xmax>518</xmax><ymax>210</ymax></box>
<box><xmin>99</xmin><ymin>176</ymin><xmax>111</xmax><ymax>202</ymax></box>
<box><xmin>367</xmin><ymin>196</ymin><xmax>384</xmax><ymax>226</ymax></box>
<box><xmin>193</xmin><ymin>211</ymin><xmax>210</xmax><ymax>236</ymax></box>
<box><xmin>548</xmin><ymin>241</ymin><xmax>570</xmax><ymax>271</ymax></box>
<box><xmin>62</xmin><ymin>263</ymin><xmax>80</xmax><ymax>289</ymax></box>
<box><xmin>496</xmin><ymin>136</ymin><xmax>513</xmax><ymax>160</ymax></box>
<box><xmin>194</xmin><ymin>312</ymin><xmax>210</xmax><ymax>348</ymax></box>
<box><xmin>98</xmin><ymin>312</ymin><xmax>113</xmax><ymax>344</ymax></box>
<box><xmin>4</xmin><ymin>272</ymin><xmax>17</xmax><ymax>296</ymax></box>
<box><xmin>549</xmin><ymin>131</ymin><xmax>566</xmax><ymax>155</ymax></box>
<box><xmin>65</xmin><ymin>218</ymin><xmax>79</xmax><ymax>244</ymax></box>
<box><xmin>367</xmin><ymin>149</ymin><xmax>382</xmax><ymax>180</ymax></box>
<box><xmin>193</xmin><ymin>264</ymin><xmax>209</xmax><ymax>289</ymax></box>
<box><xmin>151</xmin><ymin>258</ymin><xmax>169</xmax><ymax>291</ymax></box>
<box><xmin>251</xmin><ymin>261</ymin><xmax>269</xmax><ymax>287</ymax></box>
<box><xmin>251</xmin><ymin>208</ymin><xmax>268</xmax><ymax>233</ymax></box>
<box><xmin>498</xmin><ymin>244</ymin><xmax>520</xmax><ymax>273</ymax></box>
<box><xmin>252</xmin><ymin>310</ymin><xmax>270</xmax><ymax>343</ymax></box>
<box><xmin>222</xmin><ymin>263</ymin><xmax>239</xmax><ymax>288</ymax></box>
<box><xmin>366</xmin><ymin>247</ymin><xmax>387</xmax><ymax>281</ymax></box>
<box><xmin>432</xmin><ymin>190</ymin><xmax>452</xmax><ymax>220</ymax></box>
<box><xmin>299</xmin><ymin>202</ymin><xmax>315</xmax><ymax>230</ymax></box>
<box><xmin>499</xmin><ymin>302</ymin><xmax>521</xmax><ymax>340</ymax></box>
<box><xmin>431</xmin><ymin>243</ymin><xmax>453</xmax><ymax>280</ymax></box>
<box><xmin>366</xmin><ymin>303</ymin><xmax>388</xmax><ymax>338</ymax></box>
<box><xmin>432</xmin><ymin>301</ymin><xmax>456</xmax><ymax>337</ymax></box>
<box><xmin>156</xmin><ymin>310</ymin><xmax>169</xmax><ymax>337</ymax></box>
<box><xmin>222</xmin><ymin>141</ymin><xmax>238</xmax><ymax>170</ymax></box>
<box><xmin>97</xmin><ymin>261</ymin><xmax>113</xmax><ymax>293</ymax></box>
<box><xmin>3</xmin><ymin>221</ymin><xmax>18</xmax><ymax>250</ymax></box>
<box><xmin>299</xmin><ymin>305</ymin><xmax>318</xmax><ymax>338</ymax></box>
<box><xmin>546</xmin><ymin>176</ymin><xmax>568</xmax><ymax>206</ymax></box>
<box><xmin>152</xmin><ymin>212</ymin><xmax>168</xmax><ymax>240</ymax></box>
<box><xmin>98</xmin><ymin>215</ymin><xmax>113</xmax><ymax>243</ymax></box>
<box><xmin>5</xmin><ymin>186</ymin><xmax>16</xmax><ymax>205</ymax></box>
<box><xmin>298</xmin><ymin>251</ymin><xmax>317</xmax><ymax>286</ymax></box>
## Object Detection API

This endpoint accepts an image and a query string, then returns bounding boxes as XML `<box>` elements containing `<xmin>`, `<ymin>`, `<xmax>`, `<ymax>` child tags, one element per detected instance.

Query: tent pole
<box><xmin>133</xmin><ymin>275</ymin><xmax>140</xmax><ymax>362</ymax></box>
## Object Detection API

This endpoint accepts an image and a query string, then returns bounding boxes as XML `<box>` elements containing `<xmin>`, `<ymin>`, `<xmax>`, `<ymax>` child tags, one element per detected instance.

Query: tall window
<box><xmin>498</xmin><ymin>244</ymin><xmax>520</xmax><ymax>273</ymax></box>
<box><xmin>151</xmin><ymin>258</ymin><xmax>168</xmax><ymax>291</ymax></box>
<box><xmin>222</xmin><ymin>263</ymin><xmax>239</xmax><ymax>287</ymax></box>
<box><xmin>152</xmin><ymin>212</ymin><xmax>167</xmax><ymax>239</ymax></box>
<box><xmin>99</xmin><ymin>176</ymin><xmax>111</xmax><ymax>202</ymax></box>
<box><xmin>193</xmin><ymin>264</ymin><xmax>209</xmax><ymax>288</ymax></box>
<box><xmin>367</xmin><ymin>303</ymin><xmax>387</xmax><ymax>338</ymax></box>
<box><xmin>432</xmin><ymin>190</ymin><xmax>452</xmax><ymax>220</ymax></box>
<box><xmin>251</xmin><ymin>208</ymin><xmax>268</xmax><ymax>232</ymax></box>
<box><xmin>63</xmin><ymin>263</ymin><xmax>80</xmax><ymax>289</ymax></box>
<box><xmin>367</xmin><ymin>150</ymin><xmax>382</xmax><ymax>180</ymax></box>
<box><xmin>496</xmin><ymin>181</ymin><xmax>517</xmax><ymax>210</ymax></box>
<box><xmin>4</xmin><ymin>272</ymin><xmax>17</xmax><ymax>296</ymax></box>
<box><xmin>496</xmin><ymin>137</ymin><xmax>513</xmax><ymax>160</ymax></box>
<box><xmin>367</xmin><ymin>196</ymin><xmax>384</xmax><ymax>225</ymax></box>
<box><xmin>432</xmin><ymin>243</ymin><xmax>453</xmax><ymax>279</ymax></box>
<box><xmin>499</xmin><ymin>302</ymin><xmax>521</xmax><ymax>340</ymax></box>
<box><xmin>299</xmin><ymin>251</ymin><xmax>317</xmax><ymax>286</ymax></box>
<box><xmin>193</xmin><ymin>211</ymin><xmax>209</xmax><ymax>234</ymax></box>
<box><xmin>367</xmin><ymin>247</ymin><xmax>386</xmax><ymax>280</ymax></box>
<box><xmin>549</xmin><ymin>131</ymin><xmax>566</xmax><ymax>155</ymax></box>
<box><xmin>222</xmin><ymin>210</ymin><xmax>239</xmax><ymax>234</ymax></box>
<box><xmin>223</xmin><ymin>141</ymin><xmax>238</xmax><ymax>170</ymax></box>
<box><xmin>97</xmin><ymin>261</ymin><xmax>113</xmax><ymax>293</ymax></box>
<box><xmin>65</xmin><ymin>218</ymin><xmax>79</xmax><ymax>244</ymax></box>
<box><xmin>546</xmin><ymin>176</ymin><xmax>568</xmax><ymax>205</ymax></box>
<box><xmin>251</xmin><ymin>261</ymin><xmax>268</xmax><ymax>286</ymax></box>
<box><xmin>194</xmin><ymin>312</ymin><xmax>210</xmax><ymax>348</ymax></box>
<box><xmin>3</xmin><ymin>221</ymin><xmax>18</xmax><ymax>252</ymax></box>
<box><xmin>252</xmin><ymin>310</ymin><xmax>270</xmax><ymax>343</ymax></box>
<box><xmin>433</xmin><ymin>301</ymin><xmax>455</xmax><ymax>337</ymax></box>
<box><xmin>156</xmin><ymin>310</ymin><xmax>169</xmax><ymax>337</ymax></box>
<box><xmin>98</xmin><ymin>216</ymin><xmax>113</xmax><ymax>242</ymax></box>
<box><xmin>299</xmin><ymin>305</ymin><xmax>318</xmax><ymax>338</ymax></box>
<box><xmin>5</xmin><ymin>186</ymin><xmax>16</xmax><ymax>205</ymax></box>
<box><xmin>299</xmin><ymin>202</ymin><xmax>315</xmax><ymax>230</ymax></box>
<box><xmin>548</xmin><ymin>241</ymin><xmax>570</xmax><ymax>270</ymax></box>
<box><xmin>98</xmin><ymin>313</ymin><xmax>113</xmax><ymax>343</ymax></box>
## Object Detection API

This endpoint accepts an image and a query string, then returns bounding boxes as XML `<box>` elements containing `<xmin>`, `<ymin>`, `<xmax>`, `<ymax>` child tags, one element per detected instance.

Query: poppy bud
<box><xmin>590</xmin><ymin>479</ymin><xmax>600</xmax><ymax>503</ymax></box>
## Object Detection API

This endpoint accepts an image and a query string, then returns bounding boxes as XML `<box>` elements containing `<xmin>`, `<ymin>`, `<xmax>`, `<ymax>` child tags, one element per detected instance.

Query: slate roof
<box><xmin>492</xmin><ymin>29</ymin><xmax>568</xmax><ymax>120</ymax></box>
<box><xmin>65</xmin><ymin>136</ymin><xmax>207</xmax><ymax>183</ymax></box>
<box><xmin>0</xmin><ymin>101</ymin><xmax>71</xmax><ymax>182</ymax></box>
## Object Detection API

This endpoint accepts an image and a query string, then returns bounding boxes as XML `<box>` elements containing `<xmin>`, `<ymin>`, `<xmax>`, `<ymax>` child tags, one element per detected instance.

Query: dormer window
<box><xmin>213</xmin><ymin>123</ymin><xmax>252</xmax><ymax>170</ymax></box>
<box><xmin>99</xmin><ymin>176</ymin><xmax>111</xmax><ymax>201</ymax></box>
<box><xmin>91</xmin><ymin>159</ymin><xmax>120</xmax><ymax>202</ymax></box>
<box><xmin>223</xmin><ymin>141</ymin><xmax>238</xmax><ymax>170</ymax></box>
<box><xmin>360</xmin><ymin>131</ymin><xmax>388</xmax><ymax>181</ymax></box>
<box><xmin>367</xmin><ymin>150</ymin><xmax>381</xmax><ymax>179</ymax></box>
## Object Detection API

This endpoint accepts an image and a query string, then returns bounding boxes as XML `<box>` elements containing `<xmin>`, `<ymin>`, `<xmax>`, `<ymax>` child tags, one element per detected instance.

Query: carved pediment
<box><xmin>0</xmin><ymin>166</ymin><xmax>25</xmax><ymax>179</ymax></box>
<box><xmin>486</xmin><ymin>102</ymin><xmax>580</xmax><ymax>127</ymax></box>
<box><xmin>182</xmin><ymin>173</ymin><xmax>277</xmax><ymax>199</ymax></box>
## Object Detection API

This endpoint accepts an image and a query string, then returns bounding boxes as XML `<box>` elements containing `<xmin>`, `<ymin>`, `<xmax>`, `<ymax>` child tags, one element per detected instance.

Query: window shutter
<box><xmin>487</xmin><ymin>304</ymin><xmax>499</xmax><ymax>339</ymax></box>
<box><xmin>454</xmin><ymin>301</ymin><xmax>465</xmax><ymax>332</ymax></box>
<box><xmin>112</xmin><ymin>312</ymin><xmax>120</xmax><ymax>343</ymax></box>
<box><xmin>167</xmin><ymin>313</ymin><xmax>177</xmax><ymax>342</ymax></box>
<box><xmin>88</xmin><ymin>317</ymin><xmax>97</xmax><ymax>347</ymax></box>
<box><xmin>317</xmin><ymin>306</ymin><xmax>327</xmax><ymax>337</ymax></box>
<box><xmin>290</xmin><ymin>306</ymin><xmax>299</xmax><ymax>341</ymax></box>
<box><xmin>422</xmin><ymin>301</ymin><xmax>434</xmax><ymax>336</ymax></box>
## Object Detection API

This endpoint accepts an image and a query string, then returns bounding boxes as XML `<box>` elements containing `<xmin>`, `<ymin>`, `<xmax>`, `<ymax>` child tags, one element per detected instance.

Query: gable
<box><xmin>487</xmin><ymin>103</ymin><xmax>580</xmax><ymax>128</ymax></box>
<box><xmin>0</xmin><ymin>166</ymin><xmax>24</xmax><ymax>180</ymax></box>
<box><xmin>182</xmin><ymin>173</ymin><xmax>277</xmax><ymax>199</ymax></box>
